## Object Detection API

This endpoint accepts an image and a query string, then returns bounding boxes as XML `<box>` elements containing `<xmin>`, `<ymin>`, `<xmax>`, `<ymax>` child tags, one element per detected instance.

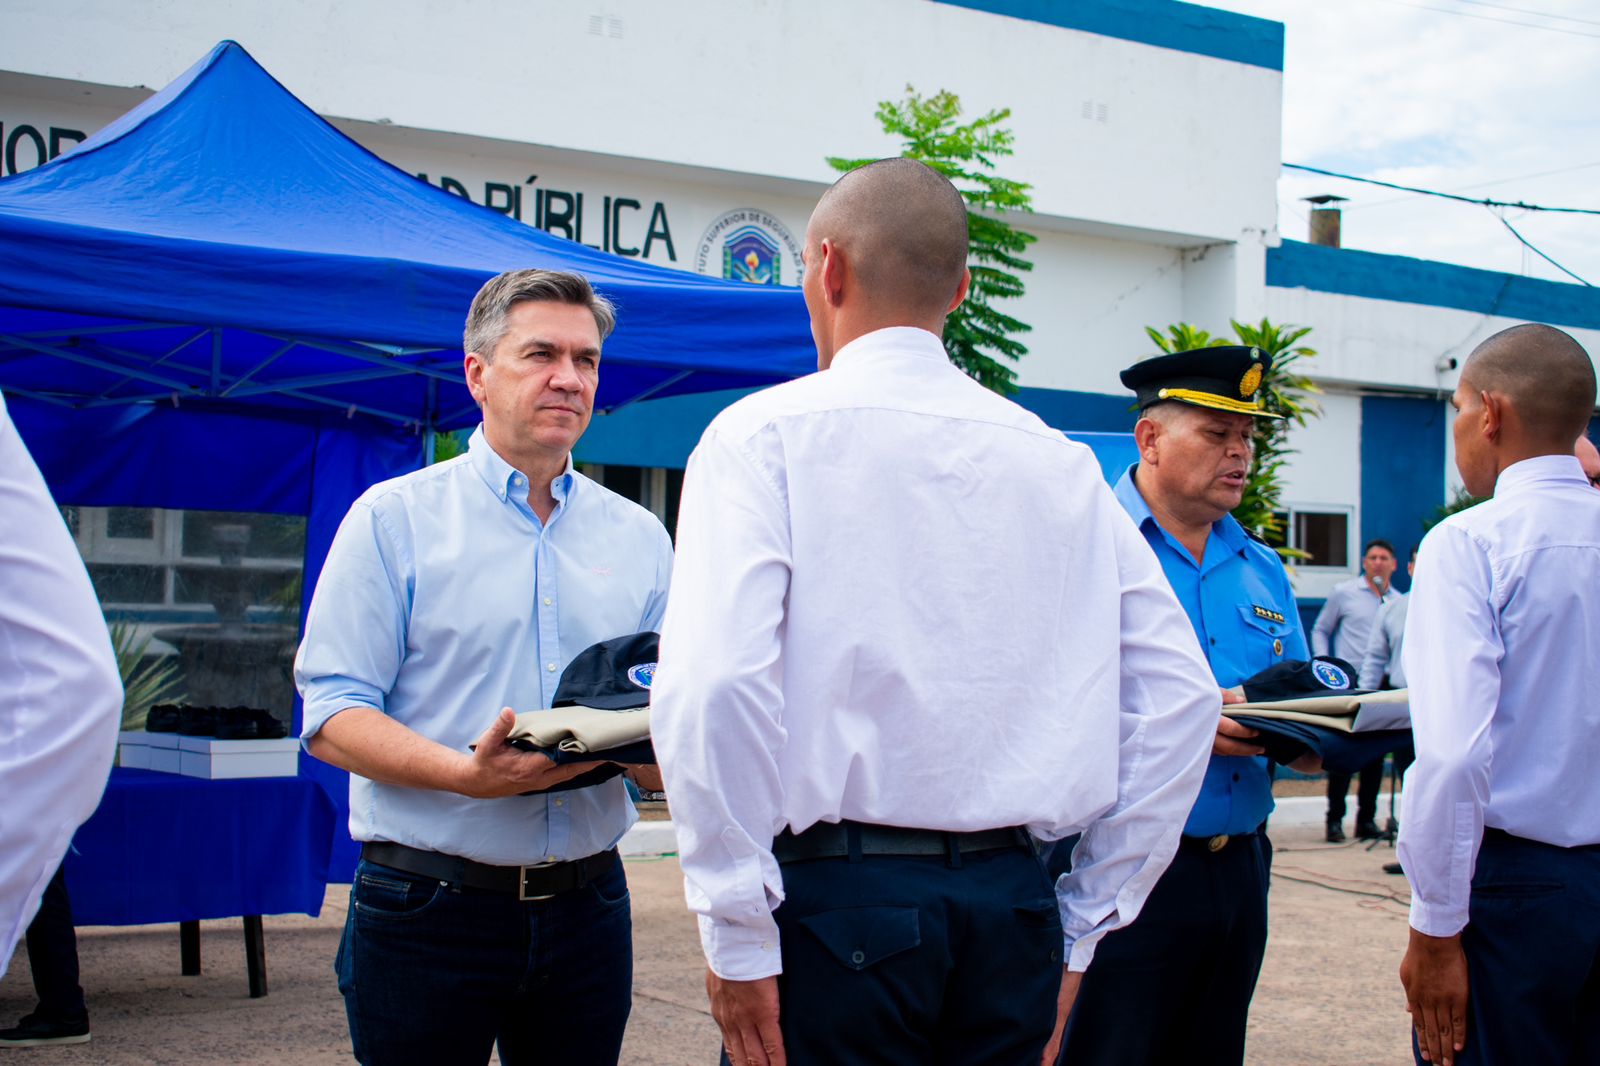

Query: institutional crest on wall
<box><xmin>695</xmin><ymin>208</ymin><xmax>804</xmax><ymax>286</ymax></box>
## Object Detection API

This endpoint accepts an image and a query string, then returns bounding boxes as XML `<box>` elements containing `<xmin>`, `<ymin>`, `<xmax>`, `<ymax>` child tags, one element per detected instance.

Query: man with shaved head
<box><xmin>1398</xmin><ymin>323</ymin><xmax>1600</xmax><ymax>1066</ymax></box>
<box><xmin>653</xmin><ymin>158</ymin><xmax>1218</xmax><ymax>1064</ymax></box>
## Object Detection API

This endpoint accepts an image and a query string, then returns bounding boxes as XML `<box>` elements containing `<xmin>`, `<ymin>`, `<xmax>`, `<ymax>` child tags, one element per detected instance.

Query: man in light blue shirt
<box><xmin>295</xmin><ymin>269</ymin><xmax>672</xmax><ymax>1066</ymax></box>
<box><xmin>1313</xmin><ymin>539</ymin><xmax>1399</xmax><ymax>842</ymax></box>
<box><xmin>1056</xmin><ymin>346</ymin><xmax>1312</xmax><ymax>1066</ymax></box>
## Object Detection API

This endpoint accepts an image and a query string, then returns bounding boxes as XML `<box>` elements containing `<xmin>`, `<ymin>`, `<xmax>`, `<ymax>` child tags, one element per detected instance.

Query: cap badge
<box><xmin>1239</xmin><ymin>363</ymin><xmax>1264</xmax><ymax>399</ymax></box>
<box><xmin>626</xmin><ymin>663</ymin><xmax>657</xmax><ymax>690</ymax></box>
<box><xmin>1311</xmin><ymin>660</ymin><xmax>1350</xmax><ymax>690</ymax></box>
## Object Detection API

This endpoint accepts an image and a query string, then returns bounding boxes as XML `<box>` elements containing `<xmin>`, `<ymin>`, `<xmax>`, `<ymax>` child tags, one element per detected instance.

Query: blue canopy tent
<box><xmin>0</xmin><ymin>40</ymin><xmax>812</xmax><ymax>878</ymax></box>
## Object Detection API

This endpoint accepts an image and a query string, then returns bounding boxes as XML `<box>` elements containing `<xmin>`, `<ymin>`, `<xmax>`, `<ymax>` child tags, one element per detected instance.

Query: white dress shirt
<box><xmin>296</xmin><ymin>427</ymin><xmax>673</xmax><ymax>866</ymax></box>
<box><xmin>1357</xmin><ymin>593</ymin><xmax>1408</xmax><ymax>690</ymax></box>
<box><xmin>0</xmin><ymin>393</ymin><xmax>122</xmax><ymax>973</ymax></box>
<box><xmin>651</xmin><ymin>327</ymin><xmax>1218</xmax><ymax>981</ymax></box>
<box><xmin>1398</xmin><ymin>454</ymin><xmax>1600</xmax><ymax>936</ymax></box>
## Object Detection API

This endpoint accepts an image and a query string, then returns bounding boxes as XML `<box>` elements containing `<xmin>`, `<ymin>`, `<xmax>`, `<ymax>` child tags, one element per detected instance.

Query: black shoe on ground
<box><xmin>1325</xmin><ymin>819</ymin><xmax>1346</xmax><ymax>843</ymax></box>
<box><xmin>0</xmin><ymin>1013</ymin><xmax>90</xmax><ymax>1047</ymax></box>
<box><xmin>1383</xmin><ymin>862</ymin><xmax>1404</xmax><ymax>876</ymax></box>
<box><xmin>1355</xmin><ymin>819</ymin><xmax>1382</xmax><ymax>841</ymax></box>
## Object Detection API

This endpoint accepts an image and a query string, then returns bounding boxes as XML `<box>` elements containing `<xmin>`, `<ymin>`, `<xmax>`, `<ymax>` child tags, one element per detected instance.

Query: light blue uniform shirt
<box><xmin>1114</xmin><ymin>466</ymin><xmax>1309</xmax><ymax>836</ymax></box>
<box><xmin>296</xmin><ymin>427</ymin><xmax>673</xmax><ymax>866</ymax></box>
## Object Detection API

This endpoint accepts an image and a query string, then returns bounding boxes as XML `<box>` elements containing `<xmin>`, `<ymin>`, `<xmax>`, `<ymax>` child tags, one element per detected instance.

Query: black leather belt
<box><xmin>361</xmin><ymin>841</ymin><xmax>619</xmax><ymax>901</ymax></box>
<box><xmin>1179</xmin><ymin>830</ymin><xmax>1260</xmax><ymax>855</ymax></box>
<box><xmin>772</xmin><ymin>820</ymin><xmax>1032</xmax><ymax>864</ymax></box>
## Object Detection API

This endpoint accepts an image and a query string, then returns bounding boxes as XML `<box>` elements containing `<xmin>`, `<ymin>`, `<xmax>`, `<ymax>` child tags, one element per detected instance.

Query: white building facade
<box><xmin>1</xmin><ymin>0</ymin><xmax>1595</xmax><ymax>618</ymax></box>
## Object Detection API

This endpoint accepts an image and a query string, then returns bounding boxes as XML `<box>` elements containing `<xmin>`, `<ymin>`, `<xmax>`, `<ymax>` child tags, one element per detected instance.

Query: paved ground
<box><xmin>0</xmin><ymin>821</ymin><xmax>1417</xmax><ymax>1064</ymax></box>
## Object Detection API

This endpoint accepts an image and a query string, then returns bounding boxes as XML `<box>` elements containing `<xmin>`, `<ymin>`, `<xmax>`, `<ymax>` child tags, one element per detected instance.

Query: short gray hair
<box><xmin>463</xmin><ymin>269</ymin><xmax>617</xmax><ymax>359</ymax></box>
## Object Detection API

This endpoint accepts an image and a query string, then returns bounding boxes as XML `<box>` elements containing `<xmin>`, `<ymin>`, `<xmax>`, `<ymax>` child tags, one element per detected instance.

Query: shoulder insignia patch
<box><xmin>1252</xmin><ymin>605</ymin><xmax>1286</xmax><ymax>624</ymax></box>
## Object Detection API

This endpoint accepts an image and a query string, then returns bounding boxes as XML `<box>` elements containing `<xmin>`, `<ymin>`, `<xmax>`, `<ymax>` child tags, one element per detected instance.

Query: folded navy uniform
<box><xmin>1226</xmin><ymin>656</ymin><xmax>1413</xmax><ymax>774</ymax></box>
<box><xmin>507</xmin><ymin>632</ymin><xmax>658</xmax><ymax>795</ymax></box>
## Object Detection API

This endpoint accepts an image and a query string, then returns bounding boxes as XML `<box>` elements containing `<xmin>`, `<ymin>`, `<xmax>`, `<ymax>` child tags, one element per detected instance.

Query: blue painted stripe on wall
<box><xmin>933</xmin><ymin>0</ymin><xmax>1284</xmax><ymax>71</ymax></box>
<box><xmin>575</xmin><ymin>383</ymin><xmax>1140</xmax><ymax>471</ymax></box>
<box><xmin>1360</xmin><ymin>395</ymin><xmax>1446</xmax><ymax>594</ymax></box>
<box><xmin>1268</xmin><ymin>240</ymin><xmax>1600</xmax><ymax>331</ymax></box>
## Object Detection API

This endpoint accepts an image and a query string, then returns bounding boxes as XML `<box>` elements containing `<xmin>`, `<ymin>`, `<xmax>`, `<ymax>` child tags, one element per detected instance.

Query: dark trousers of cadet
<box><xmin>761</xmin><ymin>833</ymin><xmax>1063</xmax><ymax>1065</ymax></box>
<box><xmin>22</xmin><ymin>863</ymin><xmax>88</xmax><ymax>1024</ymax></box>
<box><xmin>1410</xmin><ymin>829</ymin><xmax>1600</xmax><ymax>1066</ymax></box>
<box><xmin>335</xmin><ymin>857</ymin><xmax>632</xmax><ymax>1066</ymax></box>
<box><xmin>1050</xmin><ymin>832</ymin><xmax>1272</xmax><ymax>1066</ymax></box>
<box><xmin>1327</xmin><ymin>760</ymin><xmax>1385</xmax><ymax>825</ymax></box>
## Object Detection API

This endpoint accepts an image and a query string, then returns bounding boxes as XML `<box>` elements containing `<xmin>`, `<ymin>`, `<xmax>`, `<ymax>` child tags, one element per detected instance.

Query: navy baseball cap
<box><xmin>552</xmin><ymin>631</ymin><xmax>658</xmax><ymax>710</ymax></box>
<box><xmin>1120</xmin><ymin>345</ymin><xmax>1283</xmax><ymax>418</ymax></box>
<box><xmin>1240</xmin><ymin>656</ymin><xmax>1373</xmax><ymax>702</ymax></box>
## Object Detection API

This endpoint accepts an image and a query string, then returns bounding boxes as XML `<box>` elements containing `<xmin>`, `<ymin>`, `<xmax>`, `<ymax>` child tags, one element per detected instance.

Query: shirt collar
<box><xmin>1493</xmin><ymin>453</ymin><xmax>1589</xmax><ymax>497</ymax></box>
<box><xmin>1113</xmin><ymin>463</ymin><xmax>1248</xmax><ymax>560</ymax></box>
<box><xmin>467</xmin><ymin>424</ymin><xmax>576</xmax><ymax>504</ymax></box>
<box><xmin>828</xmin><ymin>327</ymin><xmax>949</xmax><ymax>370</ymax></box>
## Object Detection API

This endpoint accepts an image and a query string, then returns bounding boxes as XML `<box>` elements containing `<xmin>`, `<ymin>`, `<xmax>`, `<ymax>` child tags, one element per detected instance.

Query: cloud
<box><xmin>1206</xmin><ymin>0</ymin><xmax>1600</xmax><ymax>284</ymax></box>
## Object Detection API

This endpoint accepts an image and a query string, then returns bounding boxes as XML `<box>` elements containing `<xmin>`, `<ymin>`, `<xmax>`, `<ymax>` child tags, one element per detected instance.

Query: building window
<box><xmin>58</xmin><ymin>505</ymin><xmax>307</xmax><ymax>728</ymax></box>
<box><xmin>1266</xmin><ymin>506</ymin><xmax>1351</xmax><ymax>568</ymax></box>
<box><xmin>579</xmin><ymin>464</ymin><xmax>685</xmax><ymax>538</ymax></box>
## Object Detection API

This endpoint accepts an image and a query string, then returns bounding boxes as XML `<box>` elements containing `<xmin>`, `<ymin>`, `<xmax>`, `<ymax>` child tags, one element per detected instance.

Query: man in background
<box><xmin>1399</xmin><ymin>323</ymin><xmax>1600</xmax><ymax>1066</ymax></box>
<box><xmin>1360</xmin><ymin>547</ymin><xmax>1415</xmax><ymax>877</ymax></box>
<box><xmin>1313</xmin><ymin>538</ymin><xmax>1399</xmax><ymax>841</ymax></box>
<box><xmin>0</xmin><ymin>394</ymin><xmax>122</xmax><ymax>1047</ymax></box>
<box><xmin>1576</xmin><ymin>432</ymin><xmax>1600</xmax><ymax>488</ymax></box>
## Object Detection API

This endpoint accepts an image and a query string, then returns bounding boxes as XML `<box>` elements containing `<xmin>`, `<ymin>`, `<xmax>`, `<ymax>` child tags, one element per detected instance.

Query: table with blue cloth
<box><xmin>63</xmin><ymin>767</ymin><xmax>337</xmax><ymax>997</ymax></box>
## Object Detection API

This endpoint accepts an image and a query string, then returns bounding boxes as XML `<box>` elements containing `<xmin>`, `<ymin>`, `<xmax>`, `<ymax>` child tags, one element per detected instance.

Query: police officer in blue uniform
<box><xmin>1052</xmin><ymin>346</ymin><xmax>1313</xmax><ymax>1065</ymax></box>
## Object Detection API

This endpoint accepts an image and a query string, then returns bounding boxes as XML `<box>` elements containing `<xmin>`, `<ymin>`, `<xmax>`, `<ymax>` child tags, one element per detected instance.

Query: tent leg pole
<box><xmin>423</xmin><ymin>426</ymin><xmax>436</xmax><ymax>465</ymax></box>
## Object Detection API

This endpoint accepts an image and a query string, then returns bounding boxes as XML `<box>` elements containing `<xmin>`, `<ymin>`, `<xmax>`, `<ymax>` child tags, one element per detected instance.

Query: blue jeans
<box><xmin>335</xmin><ymin>856</ymin><xmax>632</xmax><ymax>1066</ymax></box>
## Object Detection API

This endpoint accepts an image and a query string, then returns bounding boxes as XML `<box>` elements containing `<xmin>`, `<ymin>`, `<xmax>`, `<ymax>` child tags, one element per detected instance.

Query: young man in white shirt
<box><xmin>1398</xmin><ymin>322</ymin><xmax>1600</xmax><ymax>1066</ymax></box>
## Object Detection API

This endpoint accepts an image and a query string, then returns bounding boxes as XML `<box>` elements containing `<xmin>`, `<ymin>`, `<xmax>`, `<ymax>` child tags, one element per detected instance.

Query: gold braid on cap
<box><xmin>1156</xmin><ymin>387</ymin><xmax>1271</xmax><ymax>415</ymax></box>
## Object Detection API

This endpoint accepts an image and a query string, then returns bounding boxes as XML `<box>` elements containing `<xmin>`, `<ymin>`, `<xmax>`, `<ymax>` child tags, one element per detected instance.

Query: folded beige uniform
<box><xmin>508</xmin><ymin>706</ymin><xmax>651</xmax><ymax>754</ymax></box>
<box><xmin>1222</xmin><ymin>687</ymin><xmax>1410</xmax><ymax>733</ymax></box>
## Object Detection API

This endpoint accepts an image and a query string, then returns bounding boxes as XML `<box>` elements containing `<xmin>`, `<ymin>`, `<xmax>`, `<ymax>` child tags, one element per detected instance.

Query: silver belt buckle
<box><xmin>518</xmin><ymin>859</ymin><xmax>560</xmax><ymax>901</ymax></box>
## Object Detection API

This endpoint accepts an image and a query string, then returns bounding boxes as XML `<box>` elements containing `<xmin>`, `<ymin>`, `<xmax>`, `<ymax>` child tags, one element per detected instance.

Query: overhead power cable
<box><xmin>1495</xmin><ymin>213</ymin><xmax>1594</xmax><ymax>285</ymax></box>
<box><xmin>1282</xmin><ymin>163</ymin><xmax>1600</xmax><ymax>216</ymax></box>
<box><xmin>1453</xmin><ymin>0</ymin><xmax>1600</xmax><ymax>28</ymax></box>
<box><xmin>1371</xmin><ymin>0</ymin><xmax>1600</xmax><ymax>38</ymax></box>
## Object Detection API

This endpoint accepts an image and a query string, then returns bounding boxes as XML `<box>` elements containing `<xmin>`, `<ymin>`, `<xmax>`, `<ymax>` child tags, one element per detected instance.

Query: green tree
<box><xmin>1423</xmin><ymin>487</ymin><xmax>1486</xmax><ymax>531</ymax></box>
<box><xmin>1144</xmin><ymin>318</ymin><xmax>1322</xmax><ymax>557</ymax></box>
<box><xmin>828</xmin><ymin>87</ymin><xmax>1036</xmax><ymax>394</ymax></box>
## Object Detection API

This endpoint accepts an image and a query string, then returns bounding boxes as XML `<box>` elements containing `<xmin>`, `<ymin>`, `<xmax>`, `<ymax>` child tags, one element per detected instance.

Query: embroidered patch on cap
<box><xmin>1311</xmin><ymin>660</ymin><xmax>1351</xmax><ymax>690</ymax></box>
<box><xmin>626</xmin><ymin>663</ymin><xmax>657</xmax><ymax>689</ymax></box>
<box><xmin>1238</xmin><ymin>362</ymin><xmax>1264</xmax><ymax>398</ymax></box>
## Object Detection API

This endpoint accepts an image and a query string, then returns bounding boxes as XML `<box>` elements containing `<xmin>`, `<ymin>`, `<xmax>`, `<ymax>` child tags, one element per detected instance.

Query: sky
<box><xmin>1202</xmin><ymin>0</ymin><xmax>1600</xmax><ymax>287</ymax></box>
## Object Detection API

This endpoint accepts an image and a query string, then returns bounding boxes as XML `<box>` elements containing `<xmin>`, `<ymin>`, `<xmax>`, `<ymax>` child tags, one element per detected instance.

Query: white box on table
<box><xmin>177</xmin><ymin>735</ymin><xmax>300</xmax><ymax>779</ymax></box>
<box><xmin>142</xmin><ymin>731</ymin><xmax>183</xmax><ymax>773</ymax></box>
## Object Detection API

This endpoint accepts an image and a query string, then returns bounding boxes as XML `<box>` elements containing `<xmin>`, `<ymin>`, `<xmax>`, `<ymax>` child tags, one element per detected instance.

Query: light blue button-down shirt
<box><xmin>1114</xmin><ymin>465</ymin><xmax>1309</xmax><ymax>836</ymax></box>
<box><xmin>296</xmin><ymin>426</ymin><xmax>673</xmax><ymax>866</ymax></box>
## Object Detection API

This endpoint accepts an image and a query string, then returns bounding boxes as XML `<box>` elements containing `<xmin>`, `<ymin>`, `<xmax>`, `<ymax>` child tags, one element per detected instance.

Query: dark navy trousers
<box><xmin>1049</xmin><ymin>831</ymin><xmax>1272</xmax><ymax>1066</ymax></box>
<box><xmin>21</xmin><ymin>863</ymin><xmax>87</xmax><ymax>1024</ymax></box>
<box><xmin>1412</xmin><ymin>829</ymin><xmax>1600</xmax><ymax>1066</ymax></box>
<box><xmin>335</xmin><ymin>857</ymin><xmax>632</xmax><ymax>1066</ymax></box>
<box><xmin>761</xmin><ymin>844</ymin><xmax>1063</xmax><ymax>1065</ymax></box>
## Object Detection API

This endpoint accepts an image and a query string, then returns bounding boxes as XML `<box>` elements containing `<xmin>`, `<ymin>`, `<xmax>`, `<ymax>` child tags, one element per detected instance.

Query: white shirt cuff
<box><xmin>1408</xmin><ymin>897</ymin><xmax>1468</xmax><ymax>938</ymax></box>
<box><xmin>698</xmin><ymin>914</ymin><xmax>784</xmax><ymax>981</ymax></box>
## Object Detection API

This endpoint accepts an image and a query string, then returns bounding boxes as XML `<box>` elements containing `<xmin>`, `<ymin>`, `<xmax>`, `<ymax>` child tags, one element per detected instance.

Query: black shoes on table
<box><xmin>143</xmin><ymin>704</ymin><xmax>287</xmax><ymax>740</ymax></box>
